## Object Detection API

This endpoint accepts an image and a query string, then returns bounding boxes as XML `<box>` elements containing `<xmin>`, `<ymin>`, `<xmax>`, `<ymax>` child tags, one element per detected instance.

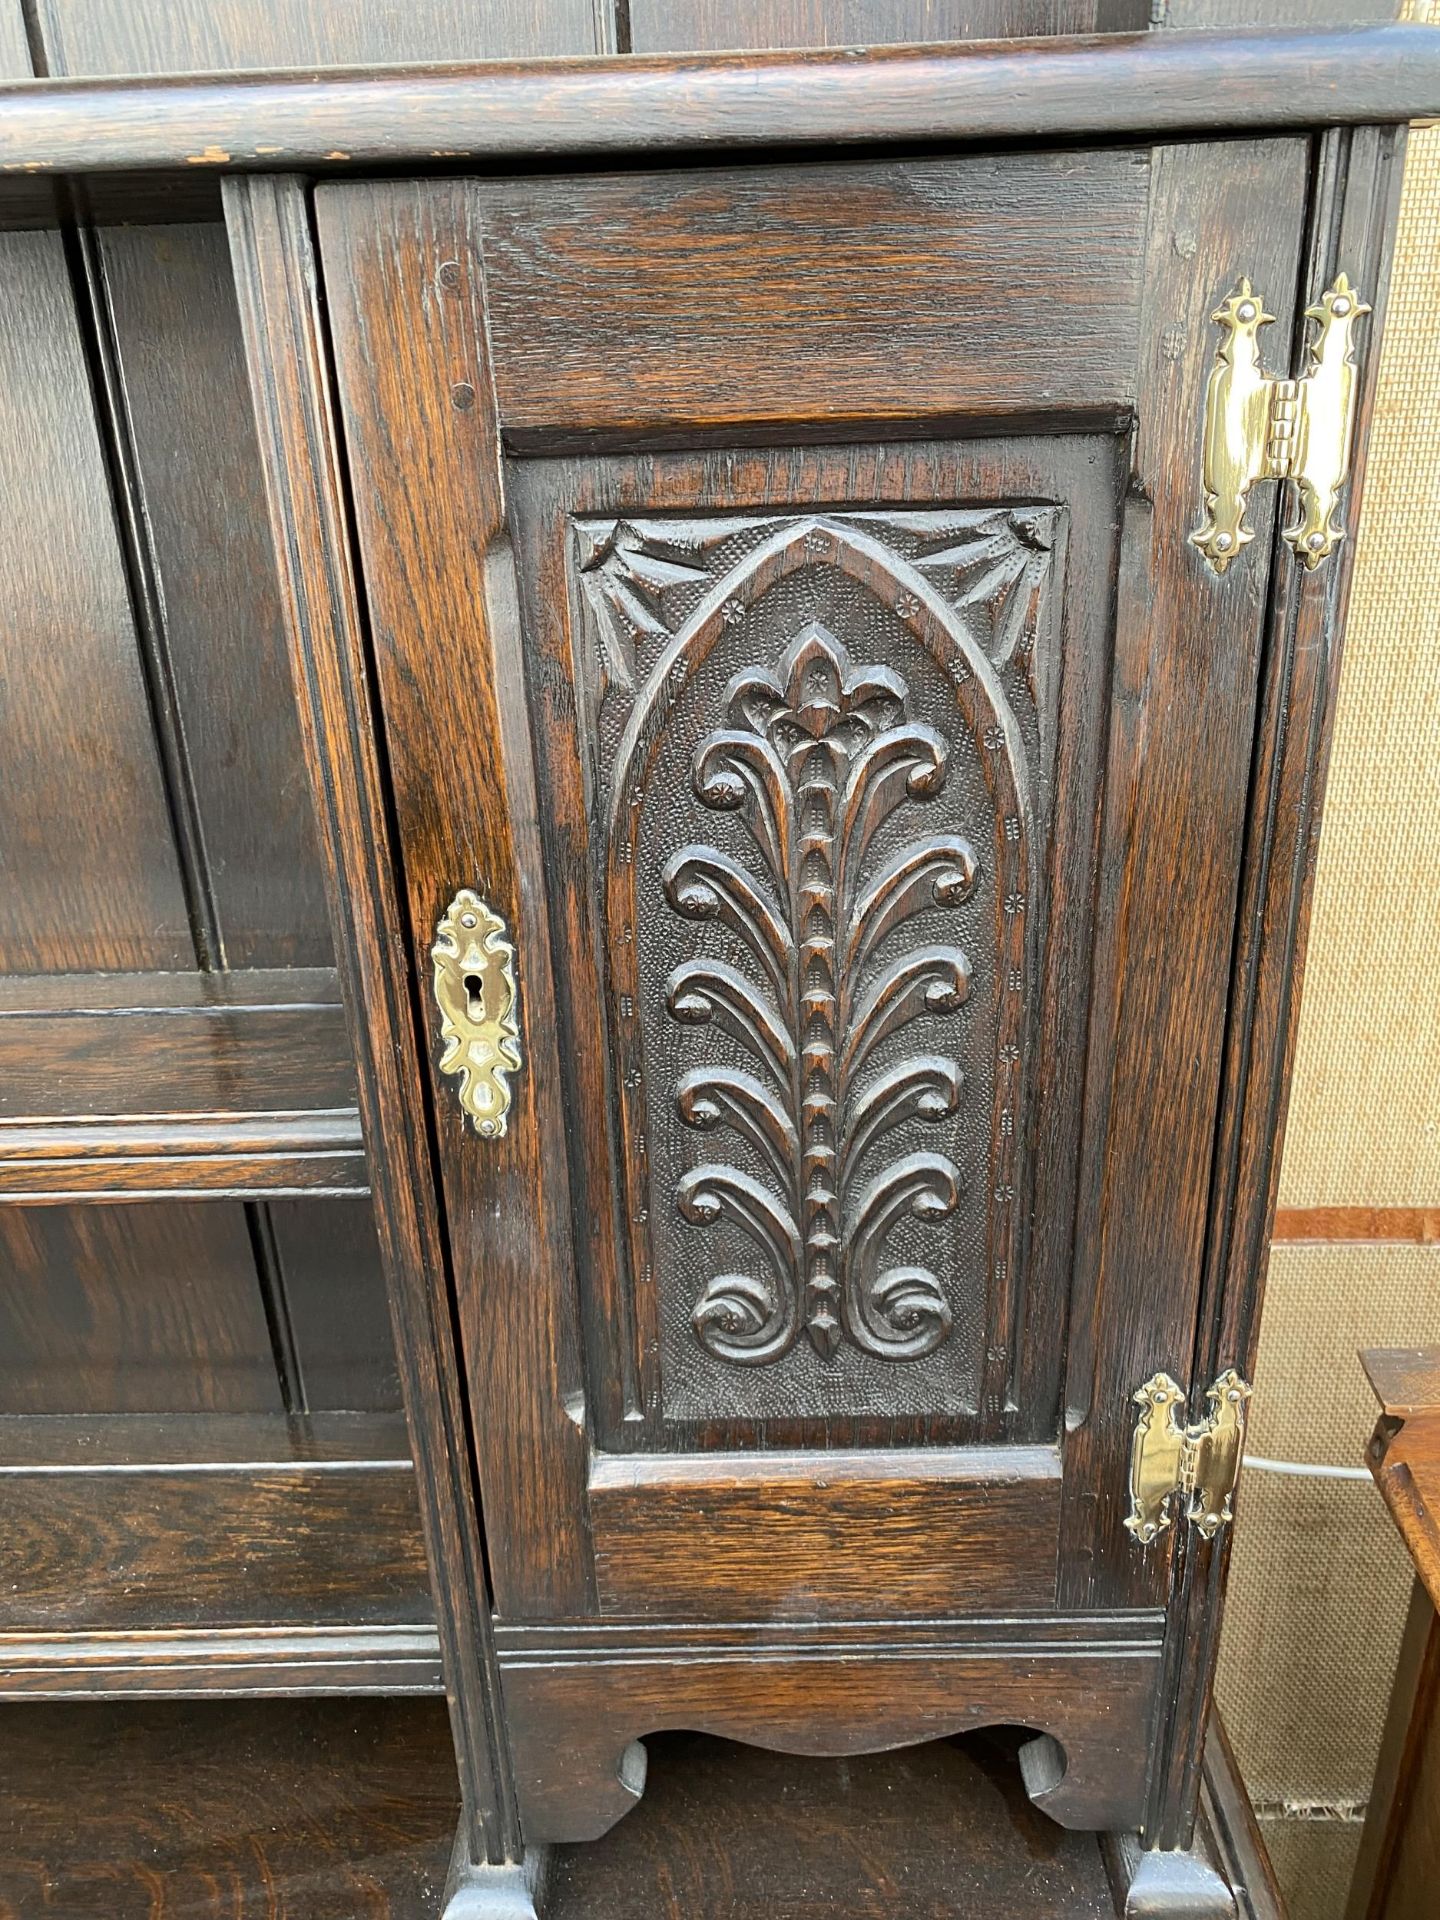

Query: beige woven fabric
<box><xmin>1216</xmin><ymin>1246</ymin><xmax>1440</xmax><ymax>1793</ymax></box>
<box><xmin>1257</xmin><ymin>1820</ymin><xmax>1367</xmax><ymax>1920</ymax></box>
<box><xmin>1218</xmin><ymin>92</ymin><xmax>1440</xmax><ymax>1920</ymax></box>
<box><xmin>1276</xmin><ymin>121</ymin><xmax>1440</xmax><ymax>1210</ymax></box>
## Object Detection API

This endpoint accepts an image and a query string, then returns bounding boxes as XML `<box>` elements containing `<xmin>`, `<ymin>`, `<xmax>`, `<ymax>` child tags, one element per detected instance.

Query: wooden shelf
<box><xmin>0</xmin><ymin>1702</ymin><xmax>1279</xmax><ymax>1919</ymax></box>
<box><xmin>0</xmin><ymin>1411</ymin><xmax>438</xmax><ymax>1697</ymax></box>
<box><xmin>0</xmin><ymin>968</ymin><xmax>367</xmax><ymax>1199</ymax></box>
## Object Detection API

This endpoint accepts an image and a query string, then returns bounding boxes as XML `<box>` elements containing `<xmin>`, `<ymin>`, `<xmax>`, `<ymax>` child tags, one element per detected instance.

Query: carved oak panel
<box><xmin>574</xmin><ymin>506</ymin><xmax>1063</xmax><ymax>1423</ymax></box>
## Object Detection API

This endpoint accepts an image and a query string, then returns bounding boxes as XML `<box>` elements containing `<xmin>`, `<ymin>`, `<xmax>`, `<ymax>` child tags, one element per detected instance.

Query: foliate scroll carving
<box><xmin>579</xmin><ymin>508</ymin><xmax>1061</xmax><ymax>1420</ymax></box>
<box><xmin>670</xmin><ymin>623</ymin><xmax>973</xmax><ymax>1364</ymax></box>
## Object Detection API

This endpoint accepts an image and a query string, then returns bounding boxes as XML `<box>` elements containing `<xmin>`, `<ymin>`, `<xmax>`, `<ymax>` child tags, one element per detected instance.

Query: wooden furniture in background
<box><xmin>1347</xmin><ymin>1348</ymin><xmax>1440</xmax><ymax>1920</ymax></box>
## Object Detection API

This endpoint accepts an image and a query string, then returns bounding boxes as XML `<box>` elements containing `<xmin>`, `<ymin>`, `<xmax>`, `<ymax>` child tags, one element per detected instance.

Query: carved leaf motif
<box><xmin>668</xmin><ymin>617</ymin><xmax>974</xmax><ymax>1365</ymax></box>
<box><xmin>841</xmin><ymin>1055</ymin><xmax>962</xmax><ymax>1182</ymax></box>
<box><xmin>663</xmin><ymin>845</ymin><xmax>793</xmax><ymax>1001</ymax></box>
<box><xmin>911</xmin><ymin>507</ymin><xmax>1055</xmax><ymax>670</ymax></box>
<box><xmin>676</xmin><ymin>1067</ymin><xmax>798</xmax><ymax>1194</ymax></box>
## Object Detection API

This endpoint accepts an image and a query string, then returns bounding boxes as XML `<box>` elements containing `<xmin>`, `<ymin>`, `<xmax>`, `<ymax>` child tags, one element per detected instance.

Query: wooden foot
<box><xmin>1102</xmin><ymin>1832</ymin><xmax>1237</xmax><ymax>1918</ymax></box>
<box><xmin>442</xmin><ymin>1828</ymin><xmax>551</xmax><ymax>1920</ymax></box>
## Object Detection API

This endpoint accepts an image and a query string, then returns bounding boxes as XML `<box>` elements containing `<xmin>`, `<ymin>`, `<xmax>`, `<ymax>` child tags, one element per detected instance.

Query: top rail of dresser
<box><xmin>0</xmin><ymin>26</ymin><xmax>1436</xmax><ymax>179</ymax></box>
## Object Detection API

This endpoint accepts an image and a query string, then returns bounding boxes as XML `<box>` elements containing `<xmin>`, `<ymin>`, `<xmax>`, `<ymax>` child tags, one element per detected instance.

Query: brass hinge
<box><xmin>1125</xmin><ymin>1369</ymin><xmax>1253</xmax><ymax>1547</ymax></box>
<box><xmin>1192</xmin><ymin>274</ymin><xmax>1370</xmax><ymax>575</ymax></box>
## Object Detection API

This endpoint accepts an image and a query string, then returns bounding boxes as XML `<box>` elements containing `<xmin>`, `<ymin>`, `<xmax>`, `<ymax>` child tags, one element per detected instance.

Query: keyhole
<box><xmin>463</xmin><ymin>974</ymin><xmax>486</xmax><ymax>1022</ymax></box>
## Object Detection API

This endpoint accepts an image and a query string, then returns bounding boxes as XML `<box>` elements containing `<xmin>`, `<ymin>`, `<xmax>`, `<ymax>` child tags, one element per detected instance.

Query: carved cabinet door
<box><xmin>312</xmin><ymin>137</ymin><xmax>1326</xmax><ymax>1842</ymax></box>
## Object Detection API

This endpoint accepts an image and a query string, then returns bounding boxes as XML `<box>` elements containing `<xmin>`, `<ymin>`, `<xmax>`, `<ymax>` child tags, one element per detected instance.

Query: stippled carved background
<box><xmin>574</xmin><ymin>505</ymin><xmax>1063</xmax><ymax>1423</ymax></box>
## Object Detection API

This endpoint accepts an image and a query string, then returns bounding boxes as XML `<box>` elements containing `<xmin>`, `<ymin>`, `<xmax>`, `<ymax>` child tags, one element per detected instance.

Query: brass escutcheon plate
<box><xmin>431</xmin><ymin>888</ymin><xmax>522</xmax><ymax>1138</ymax></box>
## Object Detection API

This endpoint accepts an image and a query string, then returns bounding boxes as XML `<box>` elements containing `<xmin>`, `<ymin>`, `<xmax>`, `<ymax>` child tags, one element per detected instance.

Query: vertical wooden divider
<box><xmin>223</xmin><ymin>173</ymin><xmax>519</xmax><ymax>1873</ymax></box>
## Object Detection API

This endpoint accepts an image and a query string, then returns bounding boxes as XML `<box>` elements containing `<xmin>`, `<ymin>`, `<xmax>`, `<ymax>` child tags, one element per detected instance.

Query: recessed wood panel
<box><xmin>0</xmin><ymin>1412</ymin><xmax>431</xmax><ymax>1631</ymax></box>
<box><xmin>97</xmin><ymin>222</ymin><xmax>333</xmax><ymax>969</ymax></box>
<box><xmin>627</xmin><ymin>0</ymin><xmax>1106</xmax><ymax>51</ymax></box>
<box><xmin>0</xmin><ymin>229</ymin><xmax>191</xmax><ymax>973</ymax></box>
<box><xmin>0</xmin><ymin>1205</ymin><xmax>279</xmax><ymax>1414</ymax></box>
<box><xmin>510</xmin><ymin>431</ymin><xmax>1117</xmax><ymax>1451</ymax></box>
<box><xmin>478</xmin><ymin>151</ymin><xmax>1148</xmax><ymax>443</ymax></box>
<box><xmin>270</xmin><ymin>1198</ymin><xmax>401</xmax><ymax>1412</ymax></box>
<box><xmin>31</xmin><ymin>0</ymin><xmax>603</xmax><ymax>74</ymax></box>
<box><xmin>589</xmin><ymin>1445</ymin><xmax>1060</xmax><ymax>1618</ymax></box>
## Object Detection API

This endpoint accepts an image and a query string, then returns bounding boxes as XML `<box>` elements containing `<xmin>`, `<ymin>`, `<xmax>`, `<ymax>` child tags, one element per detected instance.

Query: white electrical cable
<box><xmin>1244</xmin><ymin>1453</ymin><xmax>1373</xmax><ymax>1482</ymax></box>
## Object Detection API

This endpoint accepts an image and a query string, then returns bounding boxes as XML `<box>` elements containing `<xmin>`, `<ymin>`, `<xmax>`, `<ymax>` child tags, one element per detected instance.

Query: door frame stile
<box><xmin>222</xmin><ymin>173</ymin><xmax>523</xmax><ymax>1874</ymax></box>
<box><xmin>1146</xmin><ymin>119</ymin><xmax>1410</xmax><ymax>1853</ymax></box>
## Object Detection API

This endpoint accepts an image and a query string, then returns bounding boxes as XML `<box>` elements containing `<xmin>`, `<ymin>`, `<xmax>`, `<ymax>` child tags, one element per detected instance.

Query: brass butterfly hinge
<box><xmin>431</xmin><ymin>889</ymin><xmax>522</xmax><ymax>1138</ymax></box>
<box><xmin>1125</xmin><ymin>1369</ymin><xmax>1253</xmax><ymax>1547</ymax></box>
<box><xmin>1192</xmin><ymin>274</ymin><xmax>1370</xmax><ymax>575</ymax></box>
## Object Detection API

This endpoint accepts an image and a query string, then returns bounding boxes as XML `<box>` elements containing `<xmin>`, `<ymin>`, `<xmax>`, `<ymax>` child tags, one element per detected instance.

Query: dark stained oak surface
<box><xmin>0</xmin><ymin>1411</ymin><xmax>433</xmax><ymax>1634</ymax></box>
<box><xmin>0</xmin><ymin>1704</ymin><xmax>1114</xmax><ymax>1920</ymax></box>
<box><xmin>92</xmin><ymin>220</ymin><xmax>334</xmax><ymax>969</ymax></box>
<box><xmin>588</xmin><ymin>1446</ymin><xmax>1062</xmax><ymax>1618</ymax></box>
<box><xmin>0</xmin><ymin>1406</ymin><xmax>437</xmax><ymax>1698</ymax></box>
<box><xmin>0</xmin><ymin>1697</ymin><xmax>1273</xmax><ymax>1918</ymax></box>
<box><xmin>1352</xmin><ymin>1349</ymin><xmax>1440</xmax><ymax>1920</ymax></box>
<box><xmin>227</xmin><ymin>172</ymin><xmax>516</xmax><ymax>1866</ymax></box>
<box><xmin>0</xmin><ymin>1204</ymin><xmax>282</xmax><ymax>1414</ymax></box>
<box><xmin>1</xmin><ymin>28</ymin><xmax>1438</xmax><ymax>176</ymax></box>
<box><xmin>1149</xmin><ymin>124</ymin><xmax>1407</xmax><ymax>1849</ymax></box>
<box><xmin>306</xmin><ymin>117</ymin><xmax>1344</xmax><ymax>1875</ymax></box>
<box><xmin>479</xmin><ymin>152</ymin><xmax>1148</xmax><ymax>438</ymax></box>
<box><xmin>0</xmin><ymin>226</ymin><xmax>191</xmax><ymax>972</ymax></box>
<box><xmin>30</xmin><ymin>0</ymin><xmax>605</xmax><ymax>74</ymax></box>
<box><xmin>0</xmin><ymin>1695</ymin><xmax>1281</xmax><ymax>1916</ymax></box>
<box><xmin>627</xmin><ymin>0</ymin><xmax>1108</xmax><ymax>49</ymax></box>
<box><xmin>0</xmin><ymin>968</ymin><xmax>365</xmax><ymax>1198</ymax></box>
<box><xmin>0</xmin><ymin>1698</ymin><xmax>460</xmax><ymax>1920</ymax></box>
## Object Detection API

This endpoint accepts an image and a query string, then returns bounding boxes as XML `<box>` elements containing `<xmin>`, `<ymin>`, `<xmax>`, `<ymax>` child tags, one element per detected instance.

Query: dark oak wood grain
<box><xmin>497</xmin><ymin>1615</ymin><xmax>1163</xmax><ymax>1840</ymax></box>
<box><xmin>589</xmin><ymin>1446</ymin><xmax>1061</xmax><ymax>1618</ymax></box>
<box><xmin>1058</xmin><ymin>134</ymin><xmax>1308</xmax><ymax>1621</ymax></box>
<box><xmin>0</xmin><ymin>225</ymin><xmax>191</xmax><ymax>973</ymax></box>
<box><xmin>0</xmin><ymin>1203</ymin><xmax>281</xmax><ymax>1414</ymax></box>
<box><xmin>30</xmin><ymin>0</ymin><xmax>605</xmax><ymax>74</ymax></box>
<box><xmin>0</xmin><ymin>1410</ymin><xmax>429</xmax><ymax>1644</ymax></box>
<box><xmin>546</xmin><ymin>1725</ymin><xmax>1123</xmax><ymax>1916</ymax></box>
<box><xmin>478</xmin><ymin>151</ymin><xmax>1147</xmax><ymax>442</ymax></box>
<box><xmin>627</xmin><ymin>0</ymin><xmax>1111</xmax><ymax>49</ymax></box>
<box><xmin>0</xmin><ymin>1695</ymin><xmax>1279</xmax><ymax>1920</ymax></box>
<box><xmin>93</xmin><ymin>219</ymin><xmax>333</xmax><ymax>969</ymax></box>
<box><xmin>1349</xmin><ymin>1350</ymin><xmax>1440</xmax><ymax>1920</ymax></box>
<box><xmin>508</xmin><ymin>431</ymin><xmax>1116</xmax><ymax>1460</ymax></box>
<box><xmin>1200</xmin><ymin>1713</ymin><xmax>1287</xmax><ymax>1920</ymax></box>
<box><xmin>1148</xmin><ymin>123</ymin><xmax>1408</xmax><ymax>1853</ymax></box>
<box><xmin>0</xmin><ymin>1411</ymin><xmax>432</xmax><ymax>1634</ymax></box>
<box><xmin>270</xmin><ymin>1197</ymin><xmax>401</xmax><ymax>1412</ymax></box>
<box><xmin>1363</xmin><ymin>1347</ymin><xmax>1440</xmax><ymax>1610</ymax></box>
<box><xmin>306</xmin><ymin>123</ymin><xmax>1369</xmax><ymax>1882</ymax></box>
<box><xmin>0</xmin><ymin>1623</ymin><xmax>443</xmax><ymax>1698</ymax></box>
<box><xmin>226</xmin><ymin>172</ymin><xmax>518</xmax><ymax>1869</ymax></box>
<box><xmin>0</xmin><ymin>1697</ymin><xmax>460</xmax><ymax>1919</ymax></box>
<box><xmin>1</xmin><ymin>28</ymin><xmax>1437</xmax><ymax>177</ymax></box>
<box><xmin>314</xmin><ymin>178</ymin><xmax>593</xmax><ymax>1624</ymax></box>
<box><xmin>0</xmin><ymin>968</ymin><xmax>364</xmax><ymax>1199</ymax></box>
